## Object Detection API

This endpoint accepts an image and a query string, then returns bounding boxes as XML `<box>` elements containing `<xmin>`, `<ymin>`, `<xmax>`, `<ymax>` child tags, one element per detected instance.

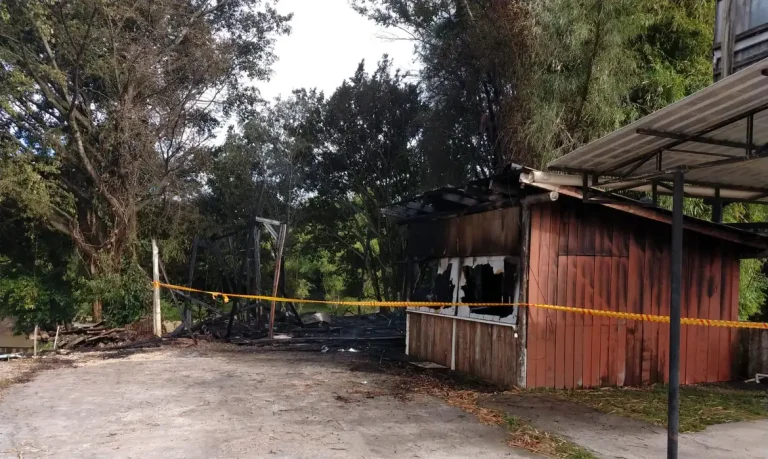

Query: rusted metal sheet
<box><xmin>526</xmin><ymin>200</ymin><xmax>742</xmax><ymax>388</ymax></box>
<box><xmin>405</xmin><ymin>207</ymin><xmax>521</xmax><ymax>258</ymax></box>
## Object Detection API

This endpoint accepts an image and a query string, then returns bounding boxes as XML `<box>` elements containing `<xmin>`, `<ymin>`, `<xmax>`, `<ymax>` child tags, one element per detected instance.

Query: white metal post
<box><xmin>152</xmin><ymin>239</ymin><xmax>162</xmax><ymax>337</ymax></box>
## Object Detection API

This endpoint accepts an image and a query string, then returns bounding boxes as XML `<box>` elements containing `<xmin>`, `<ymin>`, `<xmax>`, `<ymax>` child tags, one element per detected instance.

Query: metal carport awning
<box><xmin>549</xmin><ymin>58</ymin><xmax>768</xmax><ymax>197</ymax></box>
<box><xmin>547</xmin><ymin>58</ymin><xmax>768</xmax><ymax>459</ymax></box>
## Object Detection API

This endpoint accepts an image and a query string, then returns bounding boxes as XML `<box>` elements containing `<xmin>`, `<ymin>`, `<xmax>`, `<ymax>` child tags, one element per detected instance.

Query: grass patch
<box><xmin>505</xmin><ymin>416</ymin><xmax>597</xmax><ymax>459</ymax></box>
<box><xmin>554</xmin><ymin>384</ymin><xmax>768</xmax><ymax>432</ymax></box>
<box><xmin>395</xmin><ymin>374</ymin><xmax>596</xmax><ymax>457</ymax></box>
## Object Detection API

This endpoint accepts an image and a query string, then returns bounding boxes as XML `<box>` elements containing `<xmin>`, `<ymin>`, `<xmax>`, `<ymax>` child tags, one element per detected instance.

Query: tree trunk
<box><xmin>89</xmin><ymin>259</ymin><xmax>103</xmax><ymax>322</ymax></box>
<box><xmin>278</xmin><ymin>255</ymin><xmax>303</xmax><ymax>326</ymax></box>
<box><xmin>364</xmin><ymin>230</ymin><xmax>387</xmax><ymax>313</ymax></box>
<box><xmin>573</xmin><ymin>0</ymin><xmax>605</xmax><ymax>133</ymax></box>
<box><xmin>252</xmin><ymin>226</ymin><xmax>262</xmax><ymax>294</ymax></box>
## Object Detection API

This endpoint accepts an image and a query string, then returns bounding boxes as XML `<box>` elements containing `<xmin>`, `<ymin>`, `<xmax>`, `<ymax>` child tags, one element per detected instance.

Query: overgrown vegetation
<box><xmin>555</xmin><ymin>384</ymin><xmax>768</xmax><ymax>433</ymax></box>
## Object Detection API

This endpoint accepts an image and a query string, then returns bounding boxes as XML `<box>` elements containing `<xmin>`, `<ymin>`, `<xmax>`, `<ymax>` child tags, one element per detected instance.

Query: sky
<box><xmin>258</xmin><ymin>0</ymin><xmax>418</xmax><ymax>101</ymax></box>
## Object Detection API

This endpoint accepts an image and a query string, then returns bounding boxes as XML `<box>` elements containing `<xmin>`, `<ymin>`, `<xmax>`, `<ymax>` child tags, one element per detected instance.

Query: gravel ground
<box><xmin>0</xmin><ymin>344</ymin><xmax>531</xmax><ymax>458</ymax></box>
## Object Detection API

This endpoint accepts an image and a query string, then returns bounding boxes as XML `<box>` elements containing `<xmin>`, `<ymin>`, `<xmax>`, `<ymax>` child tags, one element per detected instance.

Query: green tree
<box><xmin>352</xmin><ymin>0</ymin><xmax>533</xmax><ymax>177</ymax></box>
<box><xmin>0</xmin><ymin>204</ymin><xmax>76</xmax><ymax>332</ymax></box>
<box><xmin>303</xmin><ymin>58</ymin><xmax>426</xmax><ymax>301</ymax></box>
<box><xmin>0</xmin><ymin>0</ymin><xmax>289</xmax><ymax>319</ymax></box>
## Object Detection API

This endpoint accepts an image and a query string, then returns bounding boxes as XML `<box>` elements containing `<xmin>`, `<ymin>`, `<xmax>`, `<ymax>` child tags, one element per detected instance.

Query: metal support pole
<box><xmin>667</xmin><ymin>170</ymin><xmax>684</xmax><ymax>459</ymax></box>
<box><xmin>268</xmin><ymin>224</ymin><xmax>287</xmax><ymax>339</ymax></box>
<box><xmin>152</xmin><ymin>239</ymin><xmax>162</xmax><ymax>337</ymax></box>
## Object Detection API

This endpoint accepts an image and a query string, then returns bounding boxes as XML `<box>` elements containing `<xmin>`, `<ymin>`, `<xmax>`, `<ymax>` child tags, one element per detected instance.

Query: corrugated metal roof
<box><xmin>548</xmin><ymin>58</ymin><xmax>768</xmax><ymax>194</ymax></box>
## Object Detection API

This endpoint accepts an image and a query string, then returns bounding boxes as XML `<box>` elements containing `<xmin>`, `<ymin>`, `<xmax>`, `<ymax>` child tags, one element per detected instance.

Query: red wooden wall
<box><xmin>526</xmin><ymin>201</ymin><xmax>740</xmax><ymax>388</ymax></box>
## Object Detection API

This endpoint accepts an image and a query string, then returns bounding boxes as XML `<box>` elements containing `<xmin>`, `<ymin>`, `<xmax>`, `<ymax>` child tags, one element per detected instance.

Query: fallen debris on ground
<box><xmin>393</xmin><ymin>372</ymin><xmax>596</xmax><ymax>458</ymax></box>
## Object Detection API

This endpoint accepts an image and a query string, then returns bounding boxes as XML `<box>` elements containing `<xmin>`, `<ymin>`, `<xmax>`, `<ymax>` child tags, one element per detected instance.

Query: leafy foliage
<box><xmin>303</xmin><ymin>58</ymin><xmax>425</xmax><ymax>300</ymax></box>
<box><xmin>0</xmin><ymin>210</ymin><xmax>76</xmax><ymax>333</ymax></box>
<box><xmin>0</xmin><ymin>0</ymin><xmax>289</xmax><ymax>320</ymax></box>
<box><xmin>1</xmin><ymin>0</ymin><xmax>767</xmax><ymax>326</ymax></box>
<box><xmin>353</xmin><ymin>0</ymin><xmax>533</xmax><ymax>177</ymax></box>
<box><xmin>72</xmin><ymin>260</ymin><xmax>152</xmax><ymax>327</ymax></box>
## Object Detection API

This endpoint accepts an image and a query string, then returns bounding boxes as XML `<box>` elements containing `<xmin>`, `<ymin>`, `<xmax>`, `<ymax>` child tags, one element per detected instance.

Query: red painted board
<box><xmin>545</xmin><ymin>206</ymin><xmax>559</xmax><ymax>388</ymax></box>
<box><xmin>526</xmin><ymin>206</ymin><xmax>543</xmax><ymax>388</ymax></box>
<box><xmin>706</xmin><ymin>245</ymin><xmax>722</xmax><ymax>383</ymax></box>
<box><xmin>535</xmin><ymin>205</ymin><xmax>551</xmax><ymax>387</ymax></box>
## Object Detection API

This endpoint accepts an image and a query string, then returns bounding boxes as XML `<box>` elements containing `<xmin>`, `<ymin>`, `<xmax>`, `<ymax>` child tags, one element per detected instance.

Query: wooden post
<box><xmin>253</xmin><ymin>226</ymin><xmax>262</xmax><ymax>327</ymax></box>
<box><xmin>152</xmin><ymin>239</ymin><xmax>162</xmax><ymax>337</ymax></box>
<box><xmin>33</xmin><ymin>324</ymin><xmax>38</xmax><ymax>357</ymax></box>
<box><xmin>268</xmin><ymin>224</ymin><xmax>287</xmax><ymax>339</ymax></box>
<box><xmin>721</xmin><ymin>0</ymin><xmax>734</xmax><ymax>79</ymax></box>
<box><xmin>53</xmin><ymin>325</ymin><xmax>60</xmax><ymax>351</ymax></box>
<box><xmin>185</xmin><ymin>235</ymin><xmax>199</xmax><ymax>330</ymax></box>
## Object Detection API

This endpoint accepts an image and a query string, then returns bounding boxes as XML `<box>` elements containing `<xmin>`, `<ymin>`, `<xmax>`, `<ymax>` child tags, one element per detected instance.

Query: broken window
<box><xmin>457</xmin><ymin>256</ymin><xmax>517</xmax><ymax>323</ymax></box>
<box><xmin>408</xmin><ymin>256</ymin><xmax>518</xmax><ymax>324</ymax></box>
<box><xmin>411</xmin><ymin>260</ymin><xmax>455</xmax><ymax>302</ymax></box>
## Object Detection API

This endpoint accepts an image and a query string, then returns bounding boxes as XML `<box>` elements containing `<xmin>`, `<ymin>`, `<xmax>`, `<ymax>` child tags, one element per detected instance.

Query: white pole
<box><xmin>152</xmin><ymin>239</ymin><xmax>162</xmax><ymax>337</ymax></box>
<box><xmin>33</xmin><ymin>324</ymin><xmax>38</xmax><ymax>357</ymax></box>
<box><xmin>53</xmin><ymin>325</ymin><xmax>60</xmax><ymax>351</ymax></box>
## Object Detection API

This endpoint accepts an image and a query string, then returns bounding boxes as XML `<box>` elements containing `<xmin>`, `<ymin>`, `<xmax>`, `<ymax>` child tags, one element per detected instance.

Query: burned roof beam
<box><xmin>442</xmin><ymin>192</ymin><xmax>478</xmax><ymax>206</ymax></box>
<box><xmin>636</xmin><ymin>128</ymin><xmax>756</xmax><ymax>151</ymax></box>
<box><xmin>405</xmin><ymin>201</ymin><xmax>435</xmax><ymax>213</ymax></box>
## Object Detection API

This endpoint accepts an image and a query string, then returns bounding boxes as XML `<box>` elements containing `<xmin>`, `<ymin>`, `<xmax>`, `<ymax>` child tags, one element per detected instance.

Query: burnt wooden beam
<box><xmin>442</xmin><ymin>192</ymin><xmax>478</xmax><ymax>206</ymax></box>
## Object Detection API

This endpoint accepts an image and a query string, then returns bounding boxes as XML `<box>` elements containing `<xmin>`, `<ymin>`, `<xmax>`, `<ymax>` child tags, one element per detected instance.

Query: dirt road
<box><xmin>0</xmin><ymin>346</ymin><xmax>528</xmax><ymax>458</ymax></box>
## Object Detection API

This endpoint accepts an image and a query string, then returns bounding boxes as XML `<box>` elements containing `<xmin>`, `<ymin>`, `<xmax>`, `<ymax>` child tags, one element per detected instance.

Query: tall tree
<box><xmin>353</xmin><ymin>0</ymin><xmax>533</xmax><ymax>178</ymax></box>
<box><xmin>0</xmin><ymin>0</ymin><xmax>289</xmax><ymax>318</ymax></box>
<box><xmin>305</xmin><ymin>58</ymin><xmax>425</xmax><ymax>300</ymax></box>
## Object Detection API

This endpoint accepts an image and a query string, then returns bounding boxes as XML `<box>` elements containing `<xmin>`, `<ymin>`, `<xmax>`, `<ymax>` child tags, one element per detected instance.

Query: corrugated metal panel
<box><xmin>526</xmin><ymin>201</ymin><xmax>741</xmax><ymax>388</ymax></box>
<box><xmin>548</xmin><ymin>58</ymin><xmax>768</xmax><ymax>192</ymax></box>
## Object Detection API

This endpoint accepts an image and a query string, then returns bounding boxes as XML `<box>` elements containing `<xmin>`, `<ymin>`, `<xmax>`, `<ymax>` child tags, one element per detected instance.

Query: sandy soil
<box><xmin>0</xmin><ymin>345</ymin><xmax>531</xmax><ymax>458</ymax></box>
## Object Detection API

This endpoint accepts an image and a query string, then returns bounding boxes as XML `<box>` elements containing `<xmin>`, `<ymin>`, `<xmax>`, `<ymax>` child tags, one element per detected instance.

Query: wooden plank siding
<box><xmin>408</xmin><ymin>313</ymin><xmax>452</xmax><ymax>368</ymax></box>
<box><xmin>405</xmin><ymin>207</ymin><xmax>521</xmax><ymax>259</ymax></box>
<box><xmin>407</xmin><ymin>312</ymin><xmax>521</xmax><ymax>387</ymax></box>
<box><xmin>526</xmin><ymin>200</ymin><xmax>741</xmax><ymax>388</ymax></box>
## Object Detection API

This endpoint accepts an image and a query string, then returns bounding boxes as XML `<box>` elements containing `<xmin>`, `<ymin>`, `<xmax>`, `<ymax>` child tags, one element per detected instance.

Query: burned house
<box><xmin>383</xmin><ymin>169</ymin><xmax>768</xmax><ymax>389</ymax></box>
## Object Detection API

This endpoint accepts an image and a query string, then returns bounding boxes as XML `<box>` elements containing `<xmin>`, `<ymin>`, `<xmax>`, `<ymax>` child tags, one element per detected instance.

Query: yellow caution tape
<box><xmin>152</xmin><ymin>281</ymin><xmax>768</xmax><ymax>330</ymax></box>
